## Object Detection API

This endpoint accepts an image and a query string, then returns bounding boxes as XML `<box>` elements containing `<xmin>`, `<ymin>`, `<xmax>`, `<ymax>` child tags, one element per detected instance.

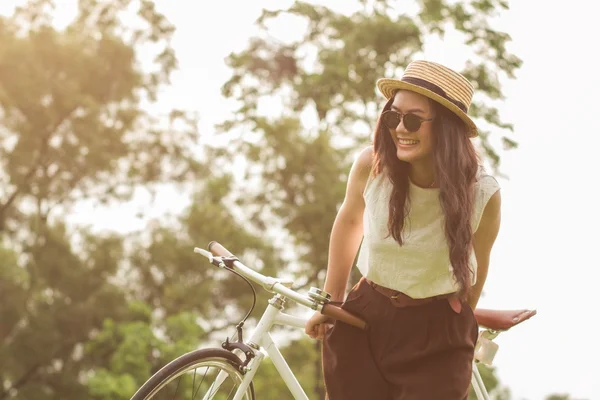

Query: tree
<box><xmin>0</xmin><ymin>1</ymin><xmax>287</xmax><ymax>397</ymax></box>
<box><xmin>81</xmin><ymin>182</ymin><xmax>283</xmax><ymax>399</ymax></box>
<box><xmin>215</xmin><ymin>0</ymin><xmax>522</xmax><ymax>398</ymax></box>
<box><xmin>545</xmin><ymin>395</ymin><xmax>584</xmax><ymax>400</ymax></box>
<box><xmin>0</xmin><ymin>0</ymin><xmax>208</xmax><ymax>397</ymax></box>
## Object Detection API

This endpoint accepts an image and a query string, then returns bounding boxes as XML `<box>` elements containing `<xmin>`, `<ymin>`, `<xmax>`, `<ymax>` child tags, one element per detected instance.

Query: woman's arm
<box><xmin>322</xmin><ymin>146</ymin><xmax>373</xmax><ymax>302</ymax></box>
<box><xmin>468</xmin><ymin>190</ymin><xmax>502</xmax><ymax>309</ymax></box>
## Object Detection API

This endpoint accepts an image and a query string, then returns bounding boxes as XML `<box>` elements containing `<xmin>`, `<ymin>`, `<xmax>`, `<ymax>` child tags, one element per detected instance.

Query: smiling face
<box><xmin>387</xmin><ymin>90</ymin><xmax>436</xmax><ymax>164</ymax></box>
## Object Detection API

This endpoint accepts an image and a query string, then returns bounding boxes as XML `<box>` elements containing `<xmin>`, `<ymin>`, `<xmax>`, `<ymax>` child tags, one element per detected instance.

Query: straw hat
<box><xmin>376</xmin><ymin>60</ymin><xmax>478</xmax><ymax>137</ymax></box>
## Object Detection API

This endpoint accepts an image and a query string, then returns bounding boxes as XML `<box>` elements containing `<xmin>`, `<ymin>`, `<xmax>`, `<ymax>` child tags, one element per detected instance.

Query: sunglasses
<box><xmin>381</xmin><ymin>110</ymin><xmax>434</xmax><ymax>133</ymax></box>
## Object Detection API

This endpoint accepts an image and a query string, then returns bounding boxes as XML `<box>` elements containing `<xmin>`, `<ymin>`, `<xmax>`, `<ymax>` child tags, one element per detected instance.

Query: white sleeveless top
<box><xmin>356</xmin><ymin>169</ymin><xmax>500</xmax><ymax>298</ymax></box>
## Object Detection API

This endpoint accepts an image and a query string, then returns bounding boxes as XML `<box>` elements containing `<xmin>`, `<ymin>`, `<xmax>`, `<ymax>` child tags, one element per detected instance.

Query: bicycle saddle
<box><xmin>473</xmin><ymin>308</ymin><xmax>537</xmax><ymax>331</ymax></box>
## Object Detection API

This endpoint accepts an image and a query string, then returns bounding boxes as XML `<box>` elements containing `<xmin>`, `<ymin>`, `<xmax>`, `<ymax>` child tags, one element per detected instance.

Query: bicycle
<box><xmin>130</xmin><ymin>241</ymin><xmax>537</xmax><ymax>400</ymax></box>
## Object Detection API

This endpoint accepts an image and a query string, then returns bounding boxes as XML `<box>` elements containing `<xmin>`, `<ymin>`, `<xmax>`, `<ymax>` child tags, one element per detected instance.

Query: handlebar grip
<box><xmin>208</xmin><ymin>241</ymin><xmax>234</xmax><ymax>257</ymax></box>
<box><xmin>322</xmin><ymin>303</ymin><xmax>368</xmax><ymax>331</ymax></box>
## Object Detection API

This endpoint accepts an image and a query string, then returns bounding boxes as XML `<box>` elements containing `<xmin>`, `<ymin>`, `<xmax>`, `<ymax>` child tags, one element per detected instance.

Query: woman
<box><xmin>305</xmin><ymin>60</ymin><xmax>502</xmax><ymax>399</ymax></box>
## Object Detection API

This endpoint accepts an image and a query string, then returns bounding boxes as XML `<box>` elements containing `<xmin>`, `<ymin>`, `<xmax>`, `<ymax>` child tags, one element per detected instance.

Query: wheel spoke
<box><xmin>191</xmin><ymin>368</ymin><xmax>197</xmax><ymax>398</ymax></box>
<box><xmin>170</xmin><ymin>376</ymin><xmax>181</xmax><ymax>400</ymax></box>
<box><xmin>192</xmin><ymin>366</ymin><xmax>212</xmax><ymax>400</ymax></box>
<box><xmin>226</xmin><ymin>383</ymin><xmax>236</xmax><ymax>400</ymax></box>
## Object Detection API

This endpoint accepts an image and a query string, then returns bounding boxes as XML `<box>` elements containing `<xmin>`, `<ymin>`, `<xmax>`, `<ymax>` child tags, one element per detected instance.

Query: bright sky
<box><xmin>1</xmin><ymin>1</ymin><xmax>599</xmax><ymax>399</ymax></box>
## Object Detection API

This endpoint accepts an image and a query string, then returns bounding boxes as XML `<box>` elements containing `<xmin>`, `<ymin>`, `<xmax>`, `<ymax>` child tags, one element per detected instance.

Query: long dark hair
<box><xmin>372</xmin><ymin>93</ymin><xmax>479</xmax><ymax>300</ymax></box>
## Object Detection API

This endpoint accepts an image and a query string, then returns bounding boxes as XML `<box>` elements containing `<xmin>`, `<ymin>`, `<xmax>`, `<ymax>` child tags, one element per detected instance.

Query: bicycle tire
<box><xmin>130</xmin><ymin>348</ymin><xmax>256</xmax><ymax>400</ymax></box>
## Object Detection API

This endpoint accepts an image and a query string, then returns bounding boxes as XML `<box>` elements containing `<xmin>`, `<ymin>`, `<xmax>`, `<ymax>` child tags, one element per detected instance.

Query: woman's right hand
<box><xmin>305</xmin><ymin>311</ymin><xmax>333</xmax><ymax>340</ymax></box>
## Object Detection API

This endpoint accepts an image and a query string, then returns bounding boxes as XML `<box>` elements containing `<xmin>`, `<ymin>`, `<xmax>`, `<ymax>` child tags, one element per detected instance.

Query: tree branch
<box><xmin>0</xmin><ymin>362</ymin><xmax>42</xmax><ymax>400</ymax></box>
<box><xmin>0</xmin><ymin>339</ymin><xmax>77</xmax><ymax>400</ymax></box>
<box><xmin>0</xmin><ymin>106</ymin><xmax>77</xmax><ymax>231</ymax></box>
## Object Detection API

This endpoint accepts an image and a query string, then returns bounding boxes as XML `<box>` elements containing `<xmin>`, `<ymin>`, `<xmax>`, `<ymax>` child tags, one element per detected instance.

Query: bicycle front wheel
<box><xmin>131</xmin><ymin>348</ymin><xmax>256</xmax><ymax>400</ymax></box>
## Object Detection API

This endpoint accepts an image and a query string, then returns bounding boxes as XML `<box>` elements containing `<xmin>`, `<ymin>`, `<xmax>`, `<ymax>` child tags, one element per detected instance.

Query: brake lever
<box><xmin>194</xmin><ymin>248</ymin><xmax>239</xmax><ymax>269</ymax></box>
<box><xmin>194</xmin><ymin>247</ymin><xmax>223</xmax><ymax>267</ymax></box>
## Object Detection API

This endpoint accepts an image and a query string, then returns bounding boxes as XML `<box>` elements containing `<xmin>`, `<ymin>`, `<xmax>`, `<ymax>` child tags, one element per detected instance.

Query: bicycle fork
<box><xmin>214</xmin><ymin>295</ymin><xmax>310</xmax><ymax>400</ymax></box>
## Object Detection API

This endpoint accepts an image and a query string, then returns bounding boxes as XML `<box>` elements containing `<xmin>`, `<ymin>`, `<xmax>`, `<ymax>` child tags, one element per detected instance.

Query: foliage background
<box><xmin>0</xmin><ymin>1</ymin><xmax>595</xmax><ymax>399</ymax></box>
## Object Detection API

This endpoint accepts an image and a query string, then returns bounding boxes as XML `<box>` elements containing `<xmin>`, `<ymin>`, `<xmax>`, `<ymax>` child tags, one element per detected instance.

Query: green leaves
<box><xmin>0</xmin><ymin>0</ymin><xmax>202</xmax><ymax>235</ymax></box>
<box><xmin>87</xmin><ymin>370</ymin><xmax>138</xmax><ymax>400</ymax></box>
<box><xmin>0</xmin><ymin>221</ymin><xmax>131</xmax><ymax>399</ymax></box>
<box><xmin>0</xmin><ymin>1</ymin><xmax>210</xmax><ymax>398</ymax></box>
<box><xmin>545</xmin><ymin>394</ymin><xmax>578</xmax><ymax>400</ymax></box>
<box><xmin>223</xmin><ymin>3</ymin><xmax>424</xmax><ymax>134</ymax></box>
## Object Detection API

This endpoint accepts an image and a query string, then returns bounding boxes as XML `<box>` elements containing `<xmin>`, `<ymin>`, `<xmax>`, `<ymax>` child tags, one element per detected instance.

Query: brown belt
<box><xmin>365</xmin><ymin>278</ymin><xmax>461</xmax><ymax>312</ymax></box>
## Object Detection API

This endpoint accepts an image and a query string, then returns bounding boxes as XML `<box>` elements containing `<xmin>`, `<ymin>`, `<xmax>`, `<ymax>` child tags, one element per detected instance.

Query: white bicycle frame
<box><xmin>195</xmin><ymin>247</ymin><xmax>493</xmax><ymax>400</ymax></box>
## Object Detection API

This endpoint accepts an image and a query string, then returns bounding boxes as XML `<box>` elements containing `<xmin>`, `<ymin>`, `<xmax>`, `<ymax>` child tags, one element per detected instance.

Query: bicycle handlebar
<box><xmin>208</xmin><ymin>241</ymin><xmax>233</xmax><ymax>257</ymax></box>
<box><xmin>201</xmin><ymin>241</ymin><xmax>368</xmax><ymax>331</ymax></box>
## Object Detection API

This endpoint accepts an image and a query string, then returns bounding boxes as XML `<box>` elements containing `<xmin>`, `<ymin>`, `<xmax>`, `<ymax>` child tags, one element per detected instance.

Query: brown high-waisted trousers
<box><xmin>322</xmin><ymin>277</ymin><xmax>478</xmax><ymax>400</ymax></box>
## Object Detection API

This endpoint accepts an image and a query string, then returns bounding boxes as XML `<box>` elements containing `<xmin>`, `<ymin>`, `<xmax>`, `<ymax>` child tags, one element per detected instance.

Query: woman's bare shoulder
<box><xmin>353</xmin><ymin>146</ymin><xmax>374</xmax><ymax>177</ymax></box>
<box><xmin>343</xmin><ymin>146</ymin><xmax>374</xmax><ymax>205</ymax></box>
